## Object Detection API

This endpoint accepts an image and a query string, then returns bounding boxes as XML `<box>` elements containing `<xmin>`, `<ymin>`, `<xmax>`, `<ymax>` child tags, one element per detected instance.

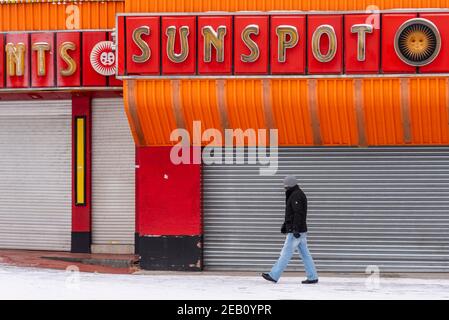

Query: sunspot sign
<box><xmin>90</xmin><ymin>41</ymin><xmax>116</xmax><ymax>76</ymax></box>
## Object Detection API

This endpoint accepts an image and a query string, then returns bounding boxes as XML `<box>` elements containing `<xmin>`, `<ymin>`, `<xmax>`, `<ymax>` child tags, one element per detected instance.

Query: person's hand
<box><xmin>293</xmin><ymin>232</ymin><xmax>301</xmax><ymax>239</ymax></box>
<box><xmin>281</xmin><ymin>223</ymin><xmax>287</xmax><ymax>234</ymax></box>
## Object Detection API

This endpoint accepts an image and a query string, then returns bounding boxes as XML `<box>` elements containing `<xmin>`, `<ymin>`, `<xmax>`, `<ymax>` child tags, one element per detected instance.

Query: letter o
<box><xmin>312</xmin><ymin>25</ymin><xmax>337</xmax><ymax>63</ymax></box>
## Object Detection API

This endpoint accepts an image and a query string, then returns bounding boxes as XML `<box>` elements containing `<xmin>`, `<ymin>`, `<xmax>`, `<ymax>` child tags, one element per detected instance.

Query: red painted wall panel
<box><xmin>270</xmin><ymin>15</ymin><xmax>306</xmax><ymax>74</ymax></box>
<box><xmin>308</xmin><ymin>15</ymin><xmax>343</xmax><ymax>74</ymax></box>
<box><xmin>126</xmin><ymin>16</ymin><xmax>161</xmax><ymax>75</ymax></box>
<box><xmin>56</xmin><ymin>32</ymin><xmax>81</xmax><ymax>87</ymax></box>
<box><xmin>234</xmin><ymin>16</ymin><xmax>269</xmax><ymax>75</ymax></box>
<box><xmin>135</xmin><ymin>147</ymin><xmax>139</xmax><ymax>236</ymax></box>
<box><xmin>198</xmin><ymin>16</ymin><xmax>233</xmax><ymax>75</ymax></box>
<box><xmin>6</xmin><ymin>33</ymin><xmax>29</xmax><ymax>88</ymax></box>
<box><xmin>161</xmin><ymin>16</ymin><xmax>197</xmax><ymax>75</ymax></box>
<box><xmin>345</xmin><ymin>14</ymin><xmax>380</xmax><ymax>74</ymax></box>
<box><xmin>82</xmin><ymin>31</ymin><xmax>107</xmax><ymax>86</ymax></box>
<box><xmin>0</xmin><ymin>34</ymin><xmax>4</xmax><ymax>88</ymax></box>
<box><xmin>31</xmin><ymin>33</ymin><xmax>55</xmax><ymax>88</ymax></box>
<box><xmin>381</xmin><ymin>14</ymin><xmax>417</xmax><ymax>73</ymax></box>
<box><xmin>72</xmin><ymin>96</ymin><xmax>92</xmax><ymax>233</ymax></box>
<box><xmin>137</xmin><ymin>147</ymin><xmax>201</xmax><ymax>236</ymax></box>
<box><xmin>419</xmin><ymin>13</ymin><xmax>449</xmax><ymax>73</ymax></box>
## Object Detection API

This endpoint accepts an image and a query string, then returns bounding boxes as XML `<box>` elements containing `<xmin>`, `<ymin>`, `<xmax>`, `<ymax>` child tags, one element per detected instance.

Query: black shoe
<box><xmin>262</xmin><ymin>273</ymin><xmax>277</xmax><ymax>283</ymax></box>
<box><xmin>302</xmin><ymin>279</ymin><xmax>319</xmax><ymax>284</ymax></box>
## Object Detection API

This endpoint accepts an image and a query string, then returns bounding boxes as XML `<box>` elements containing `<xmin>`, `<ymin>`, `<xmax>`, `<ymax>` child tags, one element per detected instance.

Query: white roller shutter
<box><xmin>0</xmin><ymin>100</ymin><xmax>71</xmax><ymax>251</ymax></box>
<box><xmin>91</xmin><ymin>98</ymin><xmax>135</xmax><ymax>253</ymax></box>
<box><xmin>203</xmin><ymin>147</ymin><xmax>449</xmax><ymax>272</ymax></box>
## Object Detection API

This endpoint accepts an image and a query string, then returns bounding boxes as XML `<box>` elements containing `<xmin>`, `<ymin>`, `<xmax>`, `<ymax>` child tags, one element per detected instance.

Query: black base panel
<box><xmin>135</xmin><ymin>233</ymin><xmax>140</xmax><ymax>255</ymax></box>
<box><xmin>139</xmin><ymin>235</ymin><xmax>202</xmax><ymax>271</ymax></box>
<box><xmin>71</xmin><ymin>232</ymin><xmax>91</xmax><ymax>253</ymax></box>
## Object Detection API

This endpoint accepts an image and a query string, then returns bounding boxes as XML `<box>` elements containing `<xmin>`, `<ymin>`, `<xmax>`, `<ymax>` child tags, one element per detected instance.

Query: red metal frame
<box><xmin>71</xmin><ymin>95</ymin><xmax>92</xmax><ymax>235</ymax></box>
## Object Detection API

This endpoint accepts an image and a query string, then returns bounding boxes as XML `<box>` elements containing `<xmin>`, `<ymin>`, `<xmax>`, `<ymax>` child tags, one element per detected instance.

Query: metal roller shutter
<box><xmin>0</xmin><ymin>100</ymin><xmax>71</xmax><ymax>251</ymax></box>
<box><xmin>91</xmin><ymin>98</ymin><xmax>135</xmax><ymax>253</ymax></box>
<box><xmin>203</xmin><ymin>147</ymin><xmax>449</xmax><ymax>272</ymax></box>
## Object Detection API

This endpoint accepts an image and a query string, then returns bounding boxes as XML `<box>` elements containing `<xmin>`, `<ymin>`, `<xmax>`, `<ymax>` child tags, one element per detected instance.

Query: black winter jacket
<box><xmin>282</xmin><ymin>185</ymin><xmax>308</xmax><ymax>234</ymax></box>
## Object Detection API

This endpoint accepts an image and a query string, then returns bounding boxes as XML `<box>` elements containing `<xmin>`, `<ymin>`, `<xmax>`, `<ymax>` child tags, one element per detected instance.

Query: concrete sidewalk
<box><xmin>0</xmin><ymin>249</ymin><xmax>139</xmax><ymax>274</ymax></box>
<box><xmin>2</xmin><ymin>264</ymin><xmax>449</xmax><ymax>300</ymax></box>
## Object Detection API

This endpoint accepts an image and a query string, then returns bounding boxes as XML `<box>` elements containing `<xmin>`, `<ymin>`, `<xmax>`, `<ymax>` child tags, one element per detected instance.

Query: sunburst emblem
<box><xmin>395</xmin><ymin>18</ymin><xmax>441</xmax><ymax>67</ymax></box>
<box><xmin>90</xmin><ymin>41</ymin><xmax>116</xmax><ymax>76</ymax></box>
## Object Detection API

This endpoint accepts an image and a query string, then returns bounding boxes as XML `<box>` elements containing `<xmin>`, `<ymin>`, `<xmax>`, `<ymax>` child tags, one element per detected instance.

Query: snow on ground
<box><xmin>1</xmin><ymin>264</ymin><xmax>449</xmax><ymax>300</ymax></box>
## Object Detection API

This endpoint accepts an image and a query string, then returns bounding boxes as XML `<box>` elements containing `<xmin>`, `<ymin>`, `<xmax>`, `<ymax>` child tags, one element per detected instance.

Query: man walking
<box><xmin>262</xmin><ymin>175</ymin><xmax>319</xmax><ymax>284</ymax></box>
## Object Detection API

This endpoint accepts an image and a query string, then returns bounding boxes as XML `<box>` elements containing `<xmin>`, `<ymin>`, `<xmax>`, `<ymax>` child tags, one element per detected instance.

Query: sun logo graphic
<box><xmin>90</xmin><ymin>41</ymin><xmax>116</xmax><ymax>76</ymax></box>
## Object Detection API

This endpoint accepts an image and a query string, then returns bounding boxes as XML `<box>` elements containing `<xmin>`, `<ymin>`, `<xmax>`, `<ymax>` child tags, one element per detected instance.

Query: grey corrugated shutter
<box><xmin>203</xmin><ymin>147</ymin><xmax>449</xmax><ymax>272</ymax></box>
<box><xmin>91</xmin><ymin>98</ymin><xmax>135</xmax><ymax>253</ymax></box>
<box><xmin>0</xmin><ymin>100</ymin><xmax>71</xmax><ymax>251</ymax></box>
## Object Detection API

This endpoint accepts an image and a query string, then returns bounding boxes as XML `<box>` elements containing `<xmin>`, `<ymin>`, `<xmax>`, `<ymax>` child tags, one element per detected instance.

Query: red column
<box><xmin>136</xmin><ymin>146</ymin><xmax>202</xmax><ymax>271</ymax></box>
<box><xmin>71</xmin><ymin>95</ymin><xmax>92</xmax><ymax>253</ymax></box>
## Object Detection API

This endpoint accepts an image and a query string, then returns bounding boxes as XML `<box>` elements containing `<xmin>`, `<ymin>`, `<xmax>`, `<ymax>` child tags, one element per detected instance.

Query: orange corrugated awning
<box><xmin>0</xmin><ymin>0</ymin><xmax>124</xmax><ymax>31</ymax></box>
<box><xmin>123</xmin><ymin>77</ymin><xmax>449</xmax><ymax>147</ymax></box>
<box><xmin>122</xmin><ymin>0</ymin><xmax>449</xmax><ymax>148</ymax></box>
<box><xmin>125</xmin><ymin>0</ymin><xmax>449</xmax><ymax>12</ymax></box>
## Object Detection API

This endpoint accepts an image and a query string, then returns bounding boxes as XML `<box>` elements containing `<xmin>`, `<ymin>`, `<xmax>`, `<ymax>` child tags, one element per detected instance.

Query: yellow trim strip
<box><xmin>76</xmin><ymin>117</ymin><xmax>86</xmax><ymax>206</ymax></box>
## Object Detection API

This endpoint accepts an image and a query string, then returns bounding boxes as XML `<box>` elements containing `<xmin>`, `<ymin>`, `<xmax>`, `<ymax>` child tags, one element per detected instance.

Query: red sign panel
<box><xmin>161</xmin><ymin>16</ymin><xmax>197</xmax><ymax>75</ymax></box>
<box><xmin>31</xmin><ymin>33</ymin><xmax>55</xmax><ymax>88</ymax></box>
<box><xmin>6</xmin><ymin>33</ymin><xmax>30</xmax><ymax>88</ymax></box>
<box><xmin>198</xmin><ymin>16</ymin><xmax>233</xmax><ymax>75</ymax></box>
<box><xmin>381</xmin><ymin>13</ymin><xmax>417</xmax><ymax>73</ymax></box>
<box><xmin>308</xmin><ymin>15</ymin><xmax>343</xmax><ymax>74</ymax></box>
<box><xmin>234</xmin><ymin>16</ymin><xmax>269</xmax><ymax>75</ymax></box>
<box><xmin>0</xmin><ymin>34</ymin><xmax>4</xmax><ymax>88</ymax></box>
<box><xmin>82</xmin><ymin>32</ymin><xmax>108</xmax><ymax>86</ymax></box>
<box><xmin>270</xmin><ymin>15</ymin><xmax>306</xmax><ymax>74</ymax></box>
<box><xmin>0</xmin><ymin>30</ymin><xmax>120</xmax><ymax>90</ymax></box>
<box><xmin>108</xmin><ymin>32</ymin><xmax>122</xmax><ymax>87</ymax></box>
<box><xmin>126</xmin><ymin>16</ymin><xmax>160</xmax><ymax>75</ymax></box>
<box><xmin>56</xmin><ymin>32</ymin><xmax>81</xmax><ymax>87</ymax></box>
<box><xmin>117</xmin><ymin>12</ymin><xmax>449</xmax><ymax>77</ymax></box>
<box><xmin>420</xmin><ymin>13</ymin><xmax>449</xmax><ymax>73</ymax></box>
<box><xmin>344</xmin><ymin>14</ymin><xmax>380</xmax><ymax>74</ymax></box>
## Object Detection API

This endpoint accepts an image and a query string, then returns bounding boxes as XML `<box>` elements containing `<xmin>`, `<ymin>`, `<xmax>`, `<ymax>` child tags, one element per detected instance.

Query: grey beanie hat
<box><xmin>283</xmin><ymin>175</ymin><xmax>298</xmax><ymax>188</ymax></box>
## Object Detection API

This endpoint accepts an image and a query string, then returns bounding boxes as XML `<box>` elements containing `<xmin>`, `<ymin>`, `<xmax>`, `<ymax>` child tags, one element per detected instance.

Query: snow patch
<box><xmin>1</xmin><ymin>264</ymin><xmax>449</xmax><ymax>300</ymax></box>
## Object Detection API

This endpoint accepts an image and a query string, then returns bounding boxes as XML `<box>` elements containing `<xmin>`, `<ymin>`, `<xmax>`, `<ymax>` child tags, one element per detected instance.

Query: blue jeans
<box><xmin>269</xmin><ymin>233</ymin><xmax>318</xmax><ymax>281</ymax></box>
